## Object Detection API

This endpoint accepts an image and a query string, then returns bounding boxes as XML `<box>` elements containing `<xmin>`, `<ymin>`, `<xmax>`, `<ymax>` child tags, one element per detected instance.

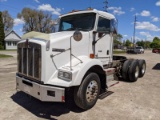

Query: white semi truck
<box><xmin>16</xmin><ymin>9</ymin><xmax>146</xmax><ymax>110</ymax></box>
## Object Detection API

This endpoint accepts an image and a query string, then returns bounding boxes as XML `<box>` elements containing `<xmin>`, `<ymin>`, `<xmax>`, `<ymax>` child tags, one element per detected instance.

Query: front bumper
<box><xmin>16</xmin><ymin>76</ymin><xmax>65</xmax><ymax>102</ymax></box>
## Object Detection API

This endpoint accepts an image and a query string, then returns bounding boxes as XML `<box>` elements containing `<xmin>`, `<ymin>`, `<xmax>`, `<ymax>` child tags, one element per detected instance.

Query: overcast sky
<box><xmin>0</xmin><ymin>0</ymin><xmax>160</xmax><ymax>41</ymax></box>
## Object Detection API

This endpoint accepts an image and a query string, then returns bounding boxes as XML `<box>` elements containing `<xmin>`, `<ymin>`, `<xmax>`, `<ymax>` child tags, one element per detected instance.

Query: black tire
<box><xmin>122</xmin><ymin>60</ymin><xmax>132</xmax><ymax>81</ymax></box>
<box><xmin>138</xmin><ymin>59</ymin><xmax>146</xmax><ymax>77</ymax></box>
<box><xmin>74</xmin><ymin>73</ymin><xmax>100</xmax><ymax>110</ymax></box>
<box><xmin>128</xmin><ymin>60</ymin><xmax>140</xmax><ymax>82</ymax></box>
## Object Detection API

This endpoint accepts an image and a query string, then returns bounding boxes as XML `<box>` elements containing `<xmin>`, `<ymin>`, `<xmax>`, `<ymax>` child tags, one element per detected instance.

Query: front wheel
<box><xmin>74</xmin><ymin>73</ymin><xmax>100</xmax><ymax>110</ymax></box>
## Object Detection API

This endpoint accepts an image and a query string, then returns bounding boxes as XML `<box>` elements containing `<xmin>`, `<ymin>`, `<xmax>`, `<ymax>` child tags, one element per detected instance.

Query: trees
<box><xmin>136</xmin><ymin>41</ymin><xmax>145</xmax><ymax>47</ymax></box>
<box><xmin>2</xmin><ymin>11</ymin><xmax>13</xmax><ymax>32</ymax></box>
<box><xmin>125</xmin><ymin>40</ymin><xmax>132</xmax><ymax>47</ymax></box>
<box><xmin>145</xmin><ymin>41</ymin><xmax>151</xmax><ymax>48</ymax></box>
<box><xmin>113</xmin><ymin>34</ymin><xmax>122</xmax><ymax>49</ymax></box>
<box><xmin>150</xmin><ymin>42</ymin><xmax>160</xmax><ymax>48</ymax></box>
<box><xmin>152</xmin><ymin>37</ymin><xmax>160</xmax><ymax>43</ymax></box>
<box><xmin>0</xmin><ymin>10</ymin><xmax>13</xmax><ymax>49</ymax></box>
<box><xmin>18</xmin><ymin>8</ymin><xmax>56</xmax><ymax>33</ymax></box>
<box><xmin>136</xmin><ymin>40</ymin><xmax>151</xmax><ymax>48</ymax></box>
<box><xmin>150</xmin><ymin>37</ymin><xmax>160</xmax><ymax>49</ymax></box>
<box><xmin>0</xmin><ymin>12</ymin><xmax>5</xmax><ymax>49</ymax></box>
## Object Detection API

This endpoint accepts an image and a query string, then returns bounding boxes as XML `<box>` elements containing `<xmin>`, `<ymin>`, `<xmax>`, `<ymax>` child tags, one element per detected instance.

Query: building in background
<box><xmin>5</xmin><ymin>30</ymin><xmax>21</xmax><ymax>50</ymax></box>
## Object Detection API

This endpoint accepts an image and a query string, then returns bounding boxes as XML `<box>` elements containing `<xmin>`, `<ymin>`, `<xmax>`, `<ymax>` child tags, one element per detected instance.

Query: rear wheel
<box><xmin>74</xmin><ymin>73</ymin><xmax>100</xmax><ymax>110</ymax></box>
<box><xmin>138</xmin><ymin>59</ymin><xmax>146</xmax><ymax>77</ymax></box>
<box><xmin>128</xmin><ymin>60</ymin><xmax>140</xmax><ymax>82</ymax></box>
<box><xmin>122</xmin><ymin>60</ymin><xmax>132</xmax><ymax>81</ymax></box>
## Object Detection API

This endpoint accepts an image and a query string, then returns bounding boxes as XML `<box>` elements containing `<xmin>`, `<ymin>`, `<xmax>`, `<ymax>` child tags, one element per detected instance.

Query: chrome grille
<box><xmin>18</xmin><ymin>42</ymin><xmax>41</xmax><ymax>81</ymax></box>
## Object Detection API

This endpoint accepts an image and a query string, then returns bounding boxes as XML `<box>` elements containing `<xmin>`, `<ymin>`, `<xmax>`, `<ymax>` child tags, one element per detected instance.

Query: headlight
<box><xmin>58</xmin><ymin>70</ymin><xmax>72</xmax><ymax>81</ymax></box>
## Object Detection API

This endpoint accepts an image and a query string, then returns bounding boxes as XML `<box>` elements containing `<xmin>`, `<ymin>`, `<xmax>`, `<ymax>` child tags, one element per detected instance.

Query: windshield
<box><xmin>136</xmin><ymin>46</ymin><xmax>142</xmax><ymax>49</ymax></box>
<box><xmin>59</xmin><ymin>13</ymin><xmax>96</xmax><ymax>31</ymax></box>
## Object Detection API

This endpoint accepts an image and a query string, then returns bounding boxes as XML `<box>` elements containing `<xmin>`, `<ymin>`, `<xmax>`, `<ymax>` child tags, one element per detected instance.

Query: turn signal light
<box><xmin>68</xmin><ymin>10</ymin><xmax>80</xmax><ymax>13</ymax></box>
<box><xmin>87</xmin><ymin>7</ymin><xmax>93</xmax><ymax>10</ymax></box>
<box><xmin>62</xmin><ymin>96</ymin><xmax>65</xmax><ymax>102</ymax></box>
<box><xmin>90</xmin><ymin>54</ymin><xmax>95</xmax><ymax>59</ymax></box>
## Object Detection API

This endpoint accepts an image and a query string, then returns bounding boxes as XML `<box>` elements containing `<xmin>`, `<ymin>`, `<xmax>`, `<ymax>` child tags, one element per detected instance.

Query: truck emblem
<box><xmin>26</xmin><ymin>39</ymin><xmax>29</xmax><ymax>48</ymax></box>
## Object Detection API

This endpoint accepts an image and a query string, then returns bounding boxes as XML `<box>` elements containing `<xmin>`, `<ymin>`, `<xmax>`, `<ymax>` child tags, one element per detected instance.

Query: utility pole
<box><xmin>104</xmin><ymin>0</ymin><xmax>108</xmax><ymax>12</ymax></box>
<box><xmin>133</xmin><ymin>15</ymin><xmax>137</xmax><ymax>47</ymax></box>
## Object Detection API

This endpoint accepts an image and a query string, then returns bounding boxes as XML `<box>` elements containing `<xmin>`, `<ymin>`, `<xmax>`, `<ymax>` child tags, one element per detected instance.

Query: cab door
<box><xmin>95</xmin><ymin>16</ymin><xmax>112</xmax><ymax>65</ymax></box>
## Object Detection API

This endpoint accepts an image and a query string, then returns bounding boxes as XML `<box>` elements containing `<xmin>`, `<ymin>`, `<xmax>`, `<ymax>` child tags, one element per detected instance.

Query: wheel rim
<box><xmin>86</xmin><ymin>80</ymin><xmax>98</xmax><ymax>103</ymax></box>
<box><xmin>135</xmin><ymin>66</ymin><xmax>139</xmax><ymax>78</ymax></box>
<box><xmin>142</xmin><ymin>64</ymin><xmax>146</xmax><ymax>74</ymax></box>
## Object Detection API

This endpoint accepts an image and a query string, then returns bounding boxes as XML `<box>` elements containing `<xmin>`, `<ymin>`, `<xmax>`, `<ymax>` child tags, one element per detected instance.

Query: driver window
<box><xmin>111</xmin><ymin>19</ymin><xmax>118</xmax><ymax>34</ymax></box>
<box><xmin>97</xmin><ymin>17</ymin><xmax>110</xmax><ymax>32</ymax></box>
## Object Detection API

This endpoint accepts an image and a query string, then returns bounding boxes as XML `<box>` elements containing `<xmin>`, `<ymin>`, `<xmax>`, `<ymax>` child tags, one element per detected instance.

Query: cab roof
<box><xmin>60</xmin><ymin>9</ymin><xmax>115</xmax><ymax>20</ymax></box>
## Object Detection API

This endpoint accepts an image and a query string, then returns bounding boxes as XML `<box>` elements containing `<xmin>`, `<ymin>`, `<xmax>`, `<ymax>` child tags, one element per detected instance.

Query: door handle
<box><xmin>107</xmin><ymin>50</ymin><xmax>109</xmax><ymax>55</ymax></box>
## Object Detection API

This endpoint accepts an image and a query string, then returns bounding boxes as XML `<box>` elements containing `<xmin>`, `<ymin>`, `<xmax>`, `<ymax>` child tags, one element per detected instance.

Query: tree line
<box><xmin>114</xmin><ymin>35</ymin><xmax>160</xmax><ymax>49</ymax></box>
<box><xmin>0</xmin><ymin>8</ymin><xmax>57</xmax><ymax>49</ymax></box>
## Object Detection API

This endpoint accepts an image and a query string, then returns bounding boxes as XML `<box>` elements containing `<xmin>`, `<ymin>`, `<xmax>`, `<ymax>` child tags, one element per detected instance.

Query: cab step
<box><xmin>99</xmin><ymin>91</ymin><xmax>114</xmax><ymax>99</ymax></box>
<box><xmin>104</xmin><ymin>68</ymin><xmax>119</xmax><ymax>88</ymax></box>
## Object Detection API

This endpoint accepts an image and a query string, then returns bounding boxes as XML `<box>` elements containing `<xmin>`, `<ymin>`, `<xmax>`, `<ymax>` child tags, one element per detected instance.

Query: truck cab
<box><xmin>59</xmin><ymin>9</ymin><xmax>117</xmax><ymax>65</ymax></box>
<box><xmin>16</xmin><ymin>9</ymin><xmax>146</xmax><ymax>110</ymax></box>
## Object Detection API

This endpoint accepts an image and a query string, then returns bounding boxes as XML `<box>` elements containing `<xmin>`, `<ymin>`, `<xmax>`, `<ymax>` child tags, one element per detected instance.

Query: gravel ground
<box><xmin>0</xmin><ymin>50</ymin><xmax>160</xmax><ymax>120</ymax></box>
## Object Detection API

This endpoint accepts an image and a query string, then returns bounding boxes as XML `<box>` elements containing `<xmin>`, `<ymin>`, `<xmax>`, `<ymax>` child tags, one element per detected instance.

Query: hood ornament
<box><xmin>26</xmin><ymin>39</ymin><xmax>29</xmax><ymax>48</ymax></box>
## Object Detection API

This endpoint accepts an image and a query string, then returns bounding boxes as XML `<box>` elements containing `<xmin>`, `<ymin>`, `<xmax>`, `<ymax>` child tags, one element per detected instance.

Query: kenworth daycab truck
<box><xmin>16</xmin><ymin>9</ymin><xmax>146</xmax><ymax>110</ymax></box>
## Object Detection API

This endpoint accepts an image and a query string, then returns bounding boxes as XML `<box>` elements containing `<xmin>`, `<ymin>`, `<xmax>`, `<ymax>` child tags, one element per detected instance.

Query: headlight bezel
<box><xmin>58</xmin><ymin>70</ymin><xmax>72</xmax><ymax>81</ymax></box>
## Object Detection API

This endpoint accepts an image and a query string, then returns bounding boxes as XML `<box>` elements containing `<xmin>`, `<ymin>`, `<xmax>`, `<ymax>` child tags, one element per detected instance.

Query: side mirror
<box><xmin>73</xmin><ymin>30</ymin><xmax>82</xmax><ymax>41</ymax></box>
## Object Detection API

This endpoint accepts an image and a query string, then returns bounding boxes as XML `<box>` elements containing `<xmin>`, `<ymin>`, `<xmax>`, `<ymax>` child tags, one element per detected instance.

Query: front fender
<box><xmin>47</xmin><ymin>56</ymin><xmax>103</xmax><ymax>87</ymax></box>
<box><xmin>71</xmin><ymin>56</ymin><xmax>103</xmax><ymax>86</ymax></box>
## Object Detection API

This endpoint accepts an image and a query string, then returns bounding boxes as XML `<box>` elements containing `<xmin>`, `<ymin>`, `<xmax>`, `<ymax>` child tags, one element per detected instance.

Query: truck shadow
<box><xmin>11</xmin><ymin>92</ymin><xmax>84</xmax><ymax>120</ymax></box>
<box><xmin>152</xmin><ymin>63</ymin><xmax>160</xmax><ymax>70</ymax></box>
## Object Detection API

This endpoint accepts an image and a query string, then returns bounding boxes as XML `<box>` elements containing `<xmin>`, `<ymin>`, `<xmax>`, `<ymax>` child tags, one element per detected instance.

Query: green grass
<box><xmin>113</xmin><ymin>50</ymin><xmax>126</xmax><ymax>54</ymax></box>
<box><xmin>0</xmin><ymin>54</ymin><xmax>13</xmax><ymax>58</ymax></box>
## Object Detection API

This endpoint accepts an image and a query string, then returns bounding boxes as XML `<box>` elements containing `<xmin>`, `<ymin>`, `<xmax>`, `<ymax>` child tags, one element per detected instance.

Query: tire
<box><xmin>138</xmin><ymin>59</ymin><xmax>146</xmax><ymax>77</ymax></box>
<box><xmin>74</xmin><ymin>73</ymin><xmax>100</xmax><ymax>110</ymax></box>
<box><xmin>122</xmin><ymin>60</ymin><xmax>132</xmax><ymax>81</ymax></box>
<box><xmin>128</xmin><ymin>60</ymin><xmax>140</xmax><ymax>82</ymax></box>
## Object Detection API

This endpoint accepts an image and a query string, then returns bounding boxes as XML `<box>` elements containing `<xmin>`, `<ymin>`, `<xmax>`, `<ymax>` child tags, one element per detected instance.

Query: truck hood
<box><xmin>21</xmin><ymin>31</ymin><xmax>77</xmax><ymax>41</ymax></box>
<box><xmin>48</xmin><ymin>31</ymin><xmax>90</xmax><ymax>52</ymax></box>
<box><xmin>49</xmin><ymin>31</ymin><xmax>80</xmax><ymax>43</ymax></box>
<box><xmin>22</xmin><ymin>31</ymin><xmax>50</xmax><ymax>41</ymax></box>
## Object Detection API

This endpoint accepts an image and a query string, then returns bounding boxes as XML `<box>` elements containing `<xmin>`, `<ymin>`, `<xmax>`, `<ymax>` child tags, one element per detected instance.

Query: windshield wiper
<box><xmin>75</xmin><ymin>28</ymin><xmax>90</xmax><ymax>31</ymax></box>
<box><xmin>65</xmin><ymin>28</ymin><xmax>90</xmax><ymax>31</ymax></box>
